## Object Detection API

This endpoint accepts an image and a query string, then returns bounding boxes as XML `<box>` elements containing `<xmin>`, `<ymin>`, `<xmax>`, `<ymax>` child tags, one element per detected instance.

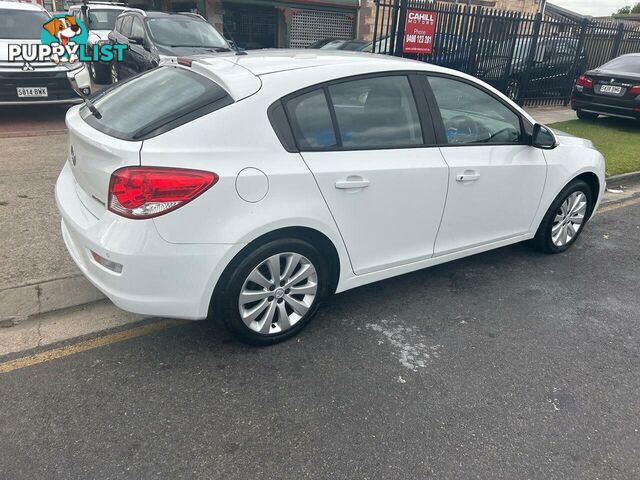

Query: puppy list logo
<box><xmin>8</xmin><ymin>14</ymin><xmax>127</xmax><ymax>68</ymax></box>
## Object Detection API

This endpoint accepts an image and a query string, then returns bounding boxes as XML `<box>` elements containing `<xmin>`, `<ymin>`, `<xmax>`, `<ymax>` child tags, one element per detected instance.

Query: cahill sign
<box><xmin>403</xmin><ymin>9</ymin><xmax>437</xmax><ymax>55</ymax></box>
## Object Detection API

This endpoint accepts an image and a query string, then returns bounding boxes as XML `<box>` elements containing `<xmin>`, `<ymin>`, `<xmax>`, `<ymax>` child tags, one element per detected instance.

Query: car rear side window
<box><xmin>285</xmin><ymin>90</ymin><xmax>337</xmax><ymax>149</ymax></box>
<box><xmin>81</xmin><ymin>67</ymin><xmax>233</xmax><ymax>141</ymax></box>
<box><xmin>327</xmin><ymin>75</ymin><xmax>423</xmax><ymax>148</ymax></box>
<box><xmin>601</xmin><ymin>56</ymin><xmax>640</xmax><ymax>74</ymax></box>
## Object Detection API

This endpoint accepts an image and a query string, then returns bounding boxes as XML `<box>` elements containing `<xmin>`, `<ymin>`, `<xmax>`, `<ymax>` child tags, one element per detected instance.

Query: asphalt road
<box><xmin>1</xmin><ymin>203</ymin><xmax>639</xmax><ymax>480</ymax></box>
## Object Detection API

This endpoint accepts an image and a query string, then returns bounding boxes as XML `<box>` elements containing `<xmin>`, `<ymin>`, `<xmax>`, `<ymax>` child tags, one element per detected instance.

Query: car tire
<box><xmin>576</xmin><ymin>109</ymin><xmax>598</xmax><ymax>120</ymax></box>
<box><xmin>90</xmin><ymin>62</ymin><xmax>111</xmax><ymax>85</ymax></box>
<box><xmin>532</xmin><ymin>179</ymin><xmax>593</xmax><ymax>254</ymax></box>
<box><xmin>213</xmin><ymin>238</ymin><xmax>330</xmax><ymax>345</ymax></box>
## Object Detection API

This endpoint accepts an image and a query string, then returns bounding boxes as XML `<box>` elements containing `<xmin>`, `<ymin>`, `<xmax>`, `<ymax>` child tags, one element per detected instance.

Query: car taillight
<box><xmin>108</xmin><ymin>167</ymin><xmax>218</xmax><ymax>219</ymax></box>
<box><xmin>629</xmin><ymin>85</ymin><xmax>640</xmax><ymax>96</ymax></box>
<box><xmin>576</xmin><ymin>75</ymin><xmax>593</xmax><ymax>88</ymax></box>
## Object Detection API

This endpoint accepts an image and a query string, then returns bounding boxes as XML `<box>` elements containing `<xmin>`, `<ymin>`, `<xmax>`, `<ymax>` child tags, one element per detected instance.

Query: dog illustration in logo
<box><xmin>43</xmin><ymin>16</ymin><xmax>82</xmax><ymax>64</ymax></box>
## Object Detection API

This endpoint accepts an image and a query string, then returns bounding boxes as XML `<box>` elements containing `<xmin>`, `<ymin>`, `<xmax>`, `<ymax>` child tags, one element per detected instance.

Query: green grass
<box><xmin>548</xmin><ymin>117</ymin><xmax>640</xmax><ymax>177</ymax></box>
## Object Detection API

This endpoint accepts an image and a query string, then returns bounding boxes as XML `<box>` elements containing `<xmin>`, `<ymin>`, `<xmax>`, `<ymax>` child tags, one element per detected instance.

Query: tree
<box><xmin>615</xmin><ymin>3</ymin><xmax>640</xmax><ymax>14</ymax></box>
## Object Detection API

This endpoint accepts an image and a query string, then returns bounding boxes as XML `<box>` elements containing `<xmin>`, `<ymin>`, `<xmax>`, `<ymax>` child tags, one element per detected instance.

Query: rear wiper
<box><xmin>68</xmin><ymin>75</ymin><xmax>102</xmax><ymax>119</ymax></box>
<box><xmin>83</xmin><ymin>96</ymin><xmax>102</xmax><ymax>119</ymax></box>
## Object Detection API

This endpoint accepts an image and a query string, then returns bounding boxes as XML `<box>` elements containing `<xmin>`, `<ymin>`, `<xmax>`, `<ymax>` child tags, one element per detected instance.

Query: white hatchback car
<box><xmin>56</xmin><ymin>50</ymin><xmax>605</xmax><ymax>344</ymax></box>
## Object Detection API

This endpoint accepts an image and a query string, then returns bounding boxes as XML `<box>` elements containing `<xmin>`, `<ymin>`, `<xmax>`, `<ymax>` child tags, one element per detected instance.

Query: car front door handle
<box><xmin>456</xmin><ymin>171</ymin><xmax>481</xmax><ymax>182</ymax></box>
<box><xmin>335</xmin><ymin>177</ymin><xmax>370</xmax><ymax>189</ymax></box>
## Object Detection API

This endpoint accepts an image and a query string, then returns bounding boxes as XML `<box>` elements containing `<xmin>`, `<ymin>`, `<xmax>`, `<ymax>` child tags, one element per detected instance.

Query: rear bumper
<box><xmin>55</xmin><ymin>162</ymin><xmax>234</xmax><ymax>320</ymax></box>
<box><xmin>0</xmin><ymin>65</ymin><xmax>90</xmax><ymax>105</ymax></box>
<box><xmin>571</xmin><ymin>91</ymin><xmax>640</xmax><ymax>120</ymax></box>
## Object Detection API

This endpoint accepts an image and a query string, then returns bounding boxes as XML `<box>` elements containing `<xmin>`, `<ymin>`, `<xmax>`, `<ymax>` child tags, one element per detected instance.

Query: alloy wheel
<box><xmin>551</xmin><ymin>191</ymin><xmax>587</xmax><ymax>247</ymax></box>
<box><xmin>238</xmin><ymin>252</ymin><xmax>318</xmax><ymax>335</ymax></box>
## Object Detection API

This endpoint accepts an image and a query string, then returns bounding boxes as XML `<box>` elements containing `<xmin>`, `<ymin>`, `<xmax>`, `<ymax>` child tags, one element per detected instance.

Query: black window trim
<box><xmin>420</xmin><ymin>72</ymin><xmax>534</xmax><ymax>148</ymax></box>
<box><xmin>271</xmin><ymin>70</ymin><xmax>439</xmax><ymax>153</ymax></box>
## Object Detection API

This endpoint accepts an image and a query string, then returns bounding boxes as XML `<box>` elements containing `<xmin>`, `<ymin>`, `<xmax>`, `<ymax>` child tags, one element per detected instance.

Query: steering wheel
<box><xmin>445</xmin><ymin>115</ymin><xmax>492</xmax><ymax>144</ymax></box>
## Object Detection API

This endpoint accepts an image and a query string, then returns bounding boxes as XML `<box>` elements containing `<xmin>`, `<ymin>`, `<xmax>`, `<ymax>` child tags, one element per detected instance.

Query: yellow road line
<box><xmin>599</xmin><ymin>196</ymin><xmax>640</xmax><ymax>213</ymax></box>
<box><xmin>0</xmin><ymin>319</ymin><xmax>187</xmax><ymax>374</ymax></box>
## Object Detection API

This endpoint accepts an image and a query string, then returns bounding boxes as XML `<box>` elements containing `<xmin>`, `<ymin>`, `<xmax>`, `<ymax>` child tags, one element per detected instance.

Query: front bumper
<box><xmin>0</xmin><ymin>64</ymin><xmax>91</xmax><ymax>105</ymax></box>
<box><xmin>572</xmin><ymin>91</ymin><xmax>640</xmax><ymax>120</ymax></box>
<box><xmin>55</xmin><ymin>162</ymin><xmax>234</xmax><ymax>320</ymax></box>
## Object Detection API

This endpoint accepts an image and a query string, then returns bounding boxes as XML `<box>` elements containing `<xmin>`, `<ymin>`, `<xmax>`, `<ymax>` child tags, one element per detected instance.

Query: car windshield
<box><xmin>146</xmin><ymin>18</ymin><xmax>227</xmax><ymax>48</ymax></box>
<box><xmin>86</xmin><ymin>9</ymin><xmax>125</xmax><ymax>30</ymax></box>
<box><xmin>0</xmin><ymin>9</ymin><xmax>50</xmax><ymax>39</ymax></box>
<box><xmin>319</xmin><ymin>40</ymin><xmax>347</xmax><ymax>49</ymax></box>
<box><xmin>600</xmin><ymin>56</ymin><xmax>640</xmax><ymax>74</ymax></box>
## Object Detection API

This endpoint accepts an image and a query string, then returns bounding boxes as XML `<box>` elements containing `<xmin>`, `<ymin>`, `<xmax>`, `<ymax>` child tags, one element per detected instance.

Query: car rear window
<box><xmin>600</xmin><ymin>56</ymin><xmax>640</xmax><ymax>74</ymax></box>
<box><xmin>81</xmin><ymin>67</ymin><xmax>233</xmax><ymax>141</ymax></box>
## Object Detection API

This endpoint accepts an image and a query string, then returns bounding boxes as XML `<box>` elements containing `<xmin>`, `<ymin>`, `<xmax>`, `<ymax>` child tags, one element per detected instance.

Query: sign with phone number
<box><xmin>403</xmin><ymin>9</ymin><xmax>437</xmax><ymax>54</ymax></box>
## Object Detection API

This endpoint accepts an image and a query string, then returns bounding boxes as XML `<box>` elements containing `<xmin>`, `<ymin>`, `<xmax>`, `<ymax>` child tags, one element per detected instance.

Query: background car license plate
<box><xmin>16</xmin><ymin>87</ymin><xmax>48</xmax><ymax>98</ymax></box>
<box><xmin>600</xmin><ymin>85</ymin><xmax>622</xmax><ymax>94</ymax></box>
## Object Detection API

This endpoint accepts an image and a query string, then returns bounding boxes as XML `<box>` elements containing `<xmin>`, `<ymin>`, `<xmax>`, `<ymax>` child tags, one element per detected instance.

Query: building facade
<box><xmin>118</xmin><ymin>0</ymin><xmax>358</xmax><ymax>48</ymax></box>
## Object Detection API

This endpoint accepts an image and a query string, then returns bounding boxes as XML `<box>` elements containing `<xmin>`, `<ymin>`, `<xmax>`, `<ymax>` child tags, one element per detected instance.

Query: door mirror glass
<box><xmin>532</xmin><ymin>124</ymin><xmax>558</xmax><ymax>149</ymax></box>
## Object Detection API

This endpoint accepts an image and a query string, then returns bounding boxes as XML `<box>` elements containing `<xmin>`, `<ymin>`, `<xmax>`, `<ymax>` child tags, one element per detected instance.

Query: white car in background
<box><xmin>68</xmin><ymin>2</ymin><xmax>129</xmax><ymax>84</ymax></box>
<box><xmin>0</xmin><ymin>0</ymin><xmax>91</xmax><ymax>105</ymax></box>
<box><xmin>55</xmin><ymin>51</ymin><xmax>606</xmax><ymax>345</ymax></box>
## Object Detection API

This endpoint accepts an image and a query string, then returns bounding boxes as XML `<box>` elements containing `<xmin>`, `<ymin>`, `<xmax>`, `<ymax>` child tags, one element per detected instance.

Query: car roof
<box><xmin>195</xmin><ymin>49</ymin><xmax>441</xmax><ymax>77</ymax></box>
<box><xmin>69</xmin><ymin>4</ymin><xmax>128</xmax><ymax>10</ymax></box>
<box><xmin>0</xmin><ymin>0</ymin><xmax>46</xmax><ymax>11</ymax></box>
<box><xmin>137</xmin><ymin>10</ymin><xmax>204</xmax><ymax>19</ymax></box>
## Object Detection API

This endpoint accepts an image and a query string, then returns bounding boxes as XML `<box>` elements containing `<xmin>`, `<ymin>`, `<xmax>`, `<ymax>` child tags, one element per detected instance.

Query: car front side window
<box><xmin>428</xmin><ymin>76</ymin><xmax>523</xmax><ymax>145</ymax></box>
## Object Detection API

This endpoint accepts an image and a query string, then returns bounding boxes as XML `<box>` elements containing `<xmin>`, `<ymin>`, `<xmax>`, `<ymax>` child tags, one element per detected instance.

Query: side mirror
<box><xmin>532</xmin><ymin>123</ymin><xmax>559</xmax><ymax>150</ymax></box>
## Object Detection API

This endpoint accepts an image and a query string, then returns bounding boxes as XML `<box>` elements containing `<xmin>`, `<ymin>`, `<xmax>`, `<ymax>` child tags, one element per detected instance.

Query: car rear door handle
<box><xmin>335</xmin><ymin>177</ymin><xmax>370</xmax><ymax>189</ymax></box>
<box><xmin>456</xmin><ymin>171</ymin><xmax>480</xmax><ymax>182</ymax></box>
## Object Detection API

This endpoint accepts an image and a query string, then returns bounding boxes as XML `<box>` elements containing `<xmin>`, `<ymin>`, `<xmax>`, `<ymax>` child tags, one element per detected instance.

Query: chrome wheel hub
<box><xmin>552</xmin><ymin>191</ymin><xmax>587</xmax><ymax>247</ymax></box>
<box><xmin>238</xmin><ymin>252</ymin><xmax>318</xmax><ymax>335</ymax></box>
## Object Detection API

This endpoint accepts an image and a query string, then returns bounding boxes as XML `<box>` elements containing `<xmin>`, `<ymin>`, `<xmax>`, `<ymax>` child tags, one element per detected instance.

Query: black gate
<box><xmin>372</xmin><ymin>0</ymin><xmax>640</xmax><ymax>106</ymax></box>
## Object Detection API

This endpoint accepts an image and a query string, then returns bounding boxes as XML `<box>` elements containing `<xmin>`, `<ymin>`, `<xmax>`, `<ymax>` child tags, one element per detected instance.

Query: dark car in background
<box><xmin>307</xmin><ymin>38</ymin><xmax>370</xmax><ymax>51</ymax></box>
<box><xmin>107</xmin><ymin>10</ymin><xmax>230</xmax><ymax>83</ymax></box>
<box><xmin>476</xmin><ymin>37</ymin><xmax>587</xmax><ymax>101</ymax></box>
<box><xmin>69</xmin><ymin>2</ymin><xmax>129</xmax><ymax>83</ymax></box>
<box><xmin>571</xmin><ymin>53</ymin><xmax>640</xmax><ymax>121</ymax></box>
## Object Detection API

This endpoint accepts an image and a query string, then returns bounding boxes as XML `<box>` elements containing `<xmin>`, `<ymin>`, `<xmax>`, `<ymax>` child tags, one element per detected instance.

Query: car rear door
<box><xmin>287</xmin><ymin>73</ymin><xmax>449</xmax><ymax>275</ymax></box>
<box><xmin>424</xmin><ymin>74</ymin><xmax>547</xmax><ymax>256</ymax></box>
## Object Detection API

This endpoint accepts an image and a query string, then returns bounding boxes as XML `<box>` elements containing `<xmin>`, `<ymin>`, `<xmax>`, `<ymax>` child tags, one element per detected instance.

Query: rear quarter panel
<box><xmin>141</xmin><ymin>93</ymin><xmax>353</xmax><ymax>277</ymax></box>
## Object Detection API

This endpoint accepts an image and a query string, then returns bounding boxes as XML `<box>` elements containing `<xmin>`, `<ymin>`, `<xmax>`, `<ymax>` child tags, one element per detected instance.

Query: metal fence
<box><xmin>371</xmin><ymin>0</ymin><xmax>640</xmax><ymax>106</ymax></box>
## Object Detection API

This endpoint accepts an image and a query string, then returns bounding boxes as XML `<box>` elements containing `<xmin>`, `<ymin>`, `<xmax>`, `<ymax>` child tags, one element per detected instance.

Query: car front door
<box><xmin>425</xmin><ymin>75</ymin><xmax>547</xmax><ymax>256</ymax></box>
<box><xmin>286</xmin><ymin>74</ymin><xmax>449</xmax><ymax>275</ymax></box>
<box><xmin>127</xmin><ymin>16</ymin><xmax>153</xmax><ymax>75</ymax></box>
